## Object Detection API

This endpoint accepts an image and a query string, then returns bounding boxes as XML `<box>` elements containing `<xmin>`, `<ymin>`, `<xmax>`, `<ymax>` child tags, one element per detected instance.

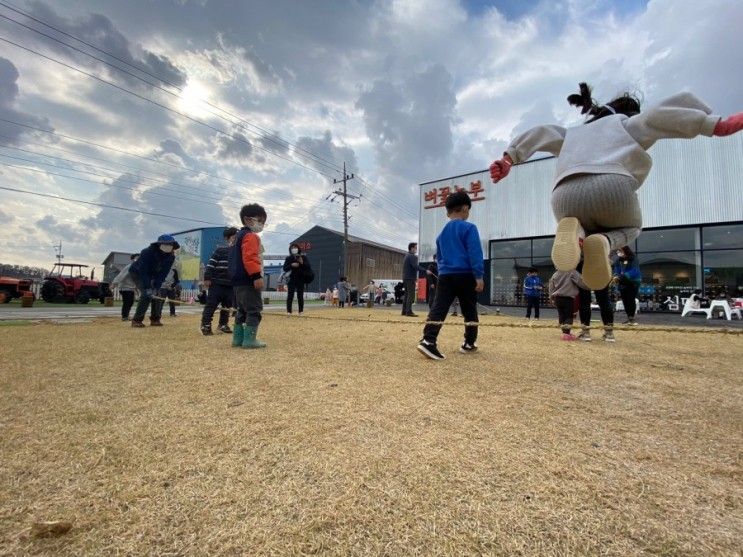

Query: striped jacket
<box><xmin>204</xmin><ymin>245</ymin><xmax>232</xmax><ymax>286</ymax></box>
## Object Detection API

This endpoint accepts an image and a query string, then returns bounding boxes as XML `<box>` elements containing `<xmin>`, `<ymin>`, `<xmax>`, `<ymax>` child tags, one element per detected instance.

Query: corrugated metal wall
<box><xmin>419</xmin><ymin>134</ymin><xmax>743</xmax><ymax>255</ymax></box>
<box><xmin>347</xmin><ymin>243</ymin><xmax>405</xmax><ymax>288</ymax></box>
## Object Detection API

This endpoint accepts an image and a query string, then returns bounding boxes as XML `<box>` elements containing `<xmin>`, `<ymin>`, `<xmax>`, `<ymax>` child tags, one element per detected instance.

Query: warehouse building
<box><xmin>419</xmin><ymin>134</ymin><xmax>743</xmax><ymax>311</ymax></box>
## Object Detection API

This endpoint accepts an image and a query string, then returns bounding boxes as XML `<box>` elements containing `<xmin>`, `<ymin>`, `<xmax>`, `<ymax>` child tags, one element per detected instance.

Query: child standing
<box><xmin>523</xmin><ymin>267</ymin><xmax>543</xmax><ymax>320</ymax></box>
<box><xmin>201</xmin><ymin>226</ymin><xmax>238</xmax><ymax>335</ymax></box>
<box><xmin>490</xmin><ymin>83</ymin><xmax>743</xmax><ymax>290</ymax></box>
<box><xmin>229</xmin><ymin>204</ymin><xmax>267</xmax><ymax>349</ymax></box>
<box><xmin>111</xmin><ymin>253</ymin><xmax>139</xmax><ymax>321</ymax></box>
<box><xmin>417</xmin><ymin>191</ymin><xmax>484</xmax><ymax>360</ymax></box>
<box><xmin>549</xmin><ymin>269</ymin><xmax>589</xmax><ymax>340</ymax></box>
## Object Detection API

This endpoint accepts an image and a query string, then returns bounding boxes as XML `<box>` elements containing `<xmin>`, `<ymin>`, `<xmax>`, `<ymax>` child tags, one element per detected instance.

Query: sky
<box><xmin>0</xmin><ymin>0</ymin><xmax>741</xmax><ymax>272</ymax></box>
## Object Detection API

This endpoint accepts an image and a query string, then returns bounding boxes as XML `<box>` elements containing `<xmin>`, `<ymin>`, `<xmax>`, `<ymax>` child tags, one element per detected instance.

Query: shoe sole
<box><xmin>417</xmin><ymin>344</ymin><xmax>445</xmax><ymax>360</ymax></box>
<box><xmin>552</xmin><ymin>217</ymin><xmax>583</xmax><ymax>271</ymax></box>
<box><xmin>603</xmin><ymin>337</ymin><xmax>616</xmax><ymax>343</ymax></box>
<box><xmin>582</xmin><ymin>234</ymin><xmax>612</xmax><ymax>289</ymax></box>
<box><xmin>459</xmin><ymin>347</ymin><xmax>478</xmax><ymax>353</ymax></box>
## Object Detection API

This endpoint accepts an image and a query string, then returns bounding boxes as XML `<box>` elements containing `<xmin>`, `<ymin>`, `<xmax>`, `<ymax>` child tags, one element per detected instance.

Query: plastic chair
<box><xmin>681</xmin><ymin>297</ymin><xmax>711</xmax><ymax>318</ymax></box>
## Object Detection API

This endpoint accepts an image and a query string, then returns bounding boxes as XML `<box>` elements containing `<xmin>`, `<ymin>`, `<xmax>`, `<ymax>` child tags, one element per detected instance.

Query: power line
<box><xmin>0</xmin><ymin>118</ymin><xmax>321</xmax><ymax>205</ymax></box>
<box><xmin>0</xmin><ymin>34</ymin><xmax>338</xmax><ymax>181</ymax></box>
<box><xmin>0</xmin><ymin>3</ymin><xmax>421</xmax><ymax>223</ymax></box>
<box><xmin>0</xmin><ymin>2</ymin><xmax>340</xmax><ymax>172</ymax></box>
<box><xmin>0</xmin><ymin>5</ymin><xmax>345</xmax><ymax>176</ymax></box>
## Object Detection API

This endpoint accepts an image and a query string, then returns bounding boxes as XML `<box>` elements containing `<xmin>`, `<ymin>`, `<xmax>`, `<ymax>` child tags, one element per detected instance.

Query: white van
<box><xmin>359</xmin><ymin>278</ymin><xmax>403</xmax><ymax>303</ymax></box>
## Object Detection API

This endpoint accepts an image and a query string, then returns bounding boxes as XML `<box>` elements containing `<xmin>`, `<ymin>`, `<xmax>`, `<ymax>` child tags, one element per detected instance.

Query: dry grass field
<box><xmin>1</xmin><ymin>311</ymin><xmax>742</xmax><ymax>556</ymax></box>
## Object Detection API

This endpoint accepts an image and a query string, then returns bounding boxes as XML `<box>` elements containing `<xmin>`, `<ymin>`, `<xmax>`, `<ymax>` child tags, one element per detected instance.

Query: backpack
<box><xmin>302</xmin><ymin>267</ymin><xmax>315</xmax><ymax>285</ymax></box>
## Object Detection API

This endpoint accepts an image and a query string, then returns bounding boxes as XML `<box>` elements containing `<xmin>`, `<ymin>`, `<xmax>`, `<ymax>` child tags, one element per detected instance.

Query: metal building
<box><xmin>290</xmin><ymin>225</ymin><xmax>407</xmax><ymax>292</ymax></box>
<box><xmin>419</xmin><ymin>134</ymin><xmax>743</xmax><ymax>310</ymax></box>
<box><xmin>101</xmin><ymin>251</ymin><xmax>135</xmax><ymax>282</ymax></box>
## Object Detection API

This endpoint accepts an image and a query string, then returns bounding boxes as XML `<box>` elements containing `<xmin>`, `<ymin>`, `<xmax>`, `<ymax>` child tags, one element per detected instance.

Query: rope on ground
<box><xmin>262</xmin><ymin>312</ymin><xmax>743</xmax><ymax>335</ymax></box>
<box><xmin>151</xmin><ymin>296</ymin><xmax>233</xmax><ymax>312</ymax></box>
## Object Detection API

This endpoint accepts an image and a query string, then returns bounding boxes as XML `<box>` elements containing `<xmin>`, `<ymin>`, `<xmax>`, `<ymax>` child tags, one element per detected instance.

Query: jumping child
<box><xmin>490</xmin><ymin>83</ymin><xmax>743</xmax><ymax>290</ymax></box>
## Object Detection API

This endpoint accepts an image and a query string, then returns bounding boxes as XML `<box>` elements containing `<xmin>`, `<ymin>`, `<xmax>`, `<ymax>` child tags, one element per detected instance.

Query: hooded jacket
<box><xmin>129</xmin><ymin>242</ymin><xmax>176</xmax><ymax>290</ymax></box>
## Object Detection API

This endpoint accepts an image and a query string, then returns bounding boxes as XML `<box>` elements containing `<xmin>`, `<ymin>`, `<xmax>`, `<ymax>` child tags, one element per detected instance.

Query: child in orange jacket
<box><xmin>228</xmin><ymin>203</ymin><xmax>267</xmax><ymax>349</ymax></box>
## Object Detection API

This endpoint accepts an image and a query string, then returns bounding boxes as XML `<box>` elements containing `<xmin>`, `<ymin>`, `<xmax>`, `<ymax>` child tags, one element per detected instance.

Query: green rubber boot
<box><xmin>242</xmin><ymin>325</ymin><xmax>266</xmax><ymax>349</ymax></box>
<box><xmin>231</xmin><ymin>323</ymin><xmax>245</xmax><ymax>347</ymax></box>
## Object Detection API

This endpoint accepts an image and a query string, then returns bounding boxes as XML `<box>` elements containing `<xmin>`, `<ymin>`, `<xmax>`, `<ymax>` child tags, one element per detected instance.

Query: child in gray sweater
<box><xmin>549</xmin><ymin>269</ymin><xmax>589</xmax><ymax>341</ymax></box>
<box><xmin>490</xmin><ymin>83</ymin><xmax>743</xmax><ymax>291</ymax></box>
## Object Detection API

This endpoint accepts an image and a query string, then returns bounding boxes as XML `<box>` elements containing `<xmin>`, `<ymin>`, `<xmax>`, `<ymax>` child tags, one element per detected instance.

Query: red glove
<box><xmin>489</xmin><ymin>154</ymin><xmax>513</xmax><ymax>183</ymax></box>
<box><xmin>713</xmin><ymin>112</ymin><xmax>743</xmax><ymax>136</ymax></box>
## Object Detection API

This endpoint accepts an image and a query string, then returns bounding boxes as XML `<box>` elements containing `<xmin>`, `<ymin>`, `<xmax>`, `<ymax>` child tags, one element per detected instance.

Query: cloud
<box><xmin>154</xmin><ymin>139</ymin><xmax>195</xmax><ymax>166</ymax></box>
<box><xmin>294</xmin><ymin>131</ymin><xmax>358</xmax><ymax>178</ymax></box>
<box><xmin>355</xmin><ymin>64</ymin><xmax>457</xmax><ymax>180</ymax></box>
<box><xmin>35</xmin><ymin>214</ymin><xmax>87</xmax><ymax>243</ymax></box>
<box><xmin>215</xmin><ymin>132</ymin><xmax>253</xmax><ymax>162</ymax></box>
<box><xmin>25</xmin><ymin>1</ymin><xmax>187</xmax><ymax>89</ymax></box>
<box><xmin>0</xmin><ymin>208</ymin><xmax>14</xmax><ymax>224</ymax></box>
<box><xmin>0</xmin><ymin>57</ymin><xmax>53</xmax><ymax>145</ymax></box>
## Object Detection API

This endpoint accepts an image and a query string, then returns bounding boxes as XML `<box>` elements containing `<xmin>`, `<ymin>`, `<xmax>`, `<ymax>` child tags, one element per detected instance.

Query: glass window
<box><xmin>703</xmin><ymin>250</ymin><xmax>743</xmax><ymax>298</ymax></box>
<box><xmin>490</xmin><ymin>240</ymin><xmax>530</xmax><ymax>259</ymax></box>
<box><xmin>637</xmin><ymin>251</ymin><xmax>701</xmax><ymax>309</ymax></box>
<box><xmin>531</xmin><ymin>237</ymin><xmax>554</xmax><ymax>257</ymax></box>
<box><xmin>637</xmin><ymin>228</ymin><xmax>700</xmax><ymax>252</ymax></box>
<box><xmin>702</xmin><ymin>224</ymin><xmax>743</xmax><ymax>249</ymax></box>
<box><xmin>490</xmin><ymin>258</ymin><xmax>531</xmax><ymax>305</ymax></box>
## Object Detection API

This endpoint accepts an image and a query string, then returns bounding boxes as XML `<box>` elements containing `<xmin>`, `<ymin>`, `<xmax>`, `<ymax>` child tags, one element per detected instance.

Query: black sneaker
<box><xmin>417</xmin><ymin>339</ymin><xmax>445</xmax><ymax>360</ymax></box>
<box><xmin>200</xmin><ymin>325</ymin><xmax>213</xmax><ymax>336</ymax></box>
<box><xmin>459</xmin><ymin>342</ymin><xmax>478</xmax><ymax>353</ymax></box>
<box><xmin>218</xmin><ymin>324</ymin><xmax>232</xmax><ymax>334</ymax></box>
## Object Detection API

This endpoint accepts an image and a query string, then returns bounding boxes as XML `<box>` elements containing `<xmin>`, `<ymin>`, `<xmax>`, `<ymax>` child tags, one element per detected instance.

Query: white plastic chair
<box><xmin>707</xmin><ymin>300</ymin><xmax>742</xmax><ymax>320</ymax></box>
<box><xmin>681</xmin><ymin>297</ymin><xmax>711</xmax><ymax>318</ymax></box>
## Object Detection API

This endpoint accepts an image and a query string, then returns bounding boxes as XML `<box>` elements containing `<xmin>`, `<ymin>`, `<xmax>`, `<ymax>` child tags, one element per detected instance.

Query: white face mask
<box><xmin>248</xmin><ymin>218</ymin><xmax>264</xmax><ymax>233</ymax></box>
<box><xmin>290</xmin><ymin>248</ymin><xmax>299</xmax><ymax>255</ymax></box>
<box><xmin>160</xmin><ymin>244</ymin><xmax>174</xmax><ymax>253</ymax></box>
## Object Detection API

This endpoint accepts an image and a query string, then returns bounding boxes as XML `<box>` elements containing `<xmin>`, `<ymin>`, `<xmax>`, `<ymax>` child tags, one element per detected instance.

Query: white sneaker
<box><xmin>582</xmin><ymin>234</ymin><xmax>612</xmax><ymax>290</ymax></box>
<box><xmin>552</xmin><ymin>217</ymin><xmax>584</xmax><ymax>271</ymax></box>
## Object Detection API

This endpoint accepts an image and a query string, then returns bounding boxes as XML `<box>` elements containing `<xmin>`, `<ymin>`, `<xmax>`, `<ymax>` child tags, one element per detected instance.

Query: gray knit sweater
<box><xmin>549</xmin><ymin>270</ymin><xmax>589</xmax><ymax>299</ymax></box>
<box><xmin>506</xmin><ymin>92</ymin><xmax>720</xmax><ymax>190</ymax></box>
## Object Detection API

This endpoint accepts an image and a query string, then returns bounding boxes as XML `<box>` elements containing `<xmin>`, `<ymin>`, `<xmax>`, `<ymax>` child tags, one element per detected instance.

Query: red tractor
<box><xmin>0</xmin><ymin>276</ymin><xmax>33</xmax><ymax>303</ymax></box>
<box><xmin>40</xmin><ymin>263</ymin><xmax>111</xmax><ymax>304</ymax></box>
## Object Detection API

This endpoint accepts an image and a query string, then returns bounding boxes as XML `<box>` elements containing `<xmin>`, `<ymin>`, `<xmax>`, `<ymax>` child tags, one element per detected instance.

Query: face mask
<box><xmin>616</xmin><ymin>252</ymin><xmax>624</xmax><ymax>258</ymax></box>
<box><xmin>160</xmin><ymin>244</ymin><xmax>174</xmax><ymax>253</ymax></box>
<box><xmin>248</xmin><ymin>219</ymin><xmax>264</xmax><ymax>233</ymax></box>
<box><xmin>290</xmin><ymin>248</ymin><xmax>299</xmax><ymax>255</ymax></box>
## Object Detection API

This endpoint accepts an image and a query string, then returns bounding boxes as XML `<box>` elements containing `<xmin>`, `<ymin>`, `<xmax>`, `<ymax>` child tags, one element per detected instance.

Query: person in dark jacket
<box><xmin>283</xmin><ymin>242</ymin><xmax>311</xmax><ymax>315</ymax></box>
<box><xmin>128</xmin><ymin>234</ymin><xmax>179</xmax><ymax>327</ymax></box>
<box><xmin>612</xmin><ymin>246</ymin><xmax>641</xmax><ymax>325</ymax></box>
<box><xmin>402</xmin><ymin>242</ymin><xmax>422</xmax><ymax>316</ymax></box>
<box><xmin>201</xmin><ymin>227</ymin><xmax>238</xmax><ymax>335</ymax></box>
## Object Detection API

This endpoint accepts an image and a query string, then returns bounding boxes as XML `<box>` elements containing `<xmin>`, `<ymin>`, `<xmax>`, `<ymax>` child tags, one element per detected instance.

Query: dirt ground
<box><xmin>1</xmin><ymin>312</ymin><xmax>741</xmax><ymax>556</ymax></box>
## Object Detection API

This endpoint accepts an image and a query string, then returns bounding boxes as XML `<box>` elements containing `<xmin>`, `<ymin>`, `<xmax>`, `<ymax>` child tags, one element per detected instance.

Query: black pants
<box><xmin>579</xmin><ymin>286</ymin><xmax>613</xmax><ymax>327</ymax></box>
<box><xmin>619</xmin><ymin>283</ymin><xmax>639</xmax><ymax>318</ymax></box>
<box><xmin>235</xmin><ymin>284</ymin><xmax>262</xmax><ymax>327</ymax></box>
<box><xmin>201</xmin><ymin>284</ymin><xmax>232</xmax><ymax>327</ymax></box>
<box><xmin>554</xmin><ymin>296</ymin><xmax>575</xmax><ymax>332</ymax></box>
<box><xmin>287</xmin><ymin>282</ymin><xmax>304</xmax><ymax>313</ymax></box>
<box><xmin>160</xmin><ymin>287</ymin><xmax>177</xmax><ymax>316</ymax></box>
<box><xmin>428</xmin><ymin>285</ymin><xmax>436</xmax><ymax>308</ymax></box>
<box><xmin>402</xmin><ymin>278</ymin><xmax>416</xmax><ymax>314</ymax></box>
<box><xmin>525</xmin><ymin>296</ymin><xmax>540</xmax><ymax>318</ymax></box>
<box><xmin>422</xmin><ymin>273</ymin><xmax>478</xmax><ymax>345</ymax></box>
<box><xmin>132</xmin><ymin>277</ymin><xmax>162</xmax><ymax>322</ymax></box>
<box><xmin>121</xmin><ymin>290</ymin><xmax>135</xmax><ymax>319</ymax></box>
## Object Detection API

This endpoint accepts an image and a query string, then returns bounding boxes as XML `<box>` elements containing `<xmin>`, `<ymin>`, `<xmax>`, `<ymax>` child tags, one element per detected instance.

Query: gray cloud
<box><xmin>154</xmin><ymin>139</ymin><xmax>195</xmax><ymax>166</ymax></box>
<box><xmin>355</xmin><ymin>64</ymin><xmax>456</xmax><ymax>179</ymax></box>
<box><xmin>35</xmin><ymin>214</ymin><xmax>87</xmax><ymax>243</ymax></box>
<box><xmin>0</xmin><ymin>57</ymin><xmax>53</xmax><ymax>145</ymax></box>
<box><xmin>0</xmin><ymin>208</ymin><xmax>14</xmax><ymax>224</ymax></box>
<box><xmin>25</xmin><ymin>1</ymin><xmax>187</xmax><ymax>89</ymax></box>
<box><xmin>215</xmin><ymin>132</ymin><xmax>253</xmax><ymax>162</ymax></box>
<box><xmin>294</xmin><ymin>131</ymin><xmax>358</xmax><ymax>177</ymax></box>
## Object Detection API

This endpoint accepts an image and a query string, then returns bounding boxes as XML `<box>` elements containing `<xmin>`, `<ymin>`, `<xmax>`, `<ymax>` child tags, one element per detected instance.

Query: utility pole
<box><xmin>332</xmin><ymin>162</ymin><xmax>360</xmax><ymax>277</ymax></box>
<box><xmin>54</xmin><ymin>240</ymin><xmax>63</xmax><ymax>264</ymax></box>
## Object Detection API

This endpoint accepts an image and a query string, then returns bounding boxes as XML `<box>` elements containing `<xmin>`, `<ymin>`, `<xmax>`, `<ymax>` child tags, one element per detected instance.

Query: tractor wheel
<box><xmin>75</xmin><ymin>291</ymin><xmax>91</xmax><ymax>304</ymax></box>
<box><xmin>41</xmin><ymin>280</ymin><xmax>66</xmax><ymax>303</ymax></box>
<box><xmin>0</xmin><ymin>289</ymin><xmax>12</xmax><ymax>303</ymax></box>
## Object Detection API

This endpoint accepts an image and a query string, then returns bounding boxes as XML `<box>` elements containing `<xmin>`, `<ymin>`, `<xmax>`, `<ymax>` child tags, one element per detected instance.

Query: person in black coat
<box><xmin>128</xmin><ymin>234</ymin><xmax>179</xmax><ymax>327</ymax></box>
<box><xmin>283</xmin><ymin>243</ymin><xmax>312</xmax><ymax>314</ymax></box>
<box><xmin>200</xmin><ymin>227</ymin><xmax>238</xmax><ymax>335</ymax></box>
